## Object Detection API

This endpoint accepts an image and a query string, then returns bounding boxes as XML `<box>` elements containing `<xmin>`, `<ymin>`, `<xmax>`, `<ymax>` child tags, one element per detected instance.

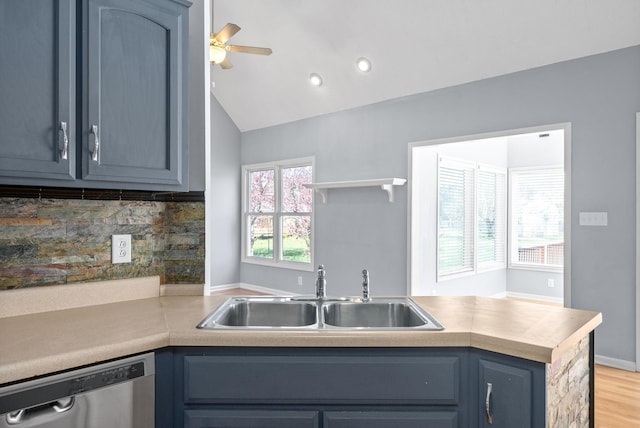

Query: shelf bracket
<box><xmin>381</xmin><ymin>183</ymin><xmax>395</xmax><ymax>202</ymax></box>
<box><xmin>316</xmin><ymin>188</ymin><xmax>329</xmax><ymax>204</ymax></box>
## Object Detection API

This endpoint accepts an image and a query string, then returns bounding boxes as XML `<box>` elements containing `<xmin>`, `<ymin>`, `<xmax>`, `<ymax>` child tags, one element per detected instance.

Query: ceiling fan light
<box><xmin>210</xmin><ymin>45</ymin><xmax>227</xmax><ymax>64</ymax></box>
<box><xmin>356</xmin><ymin>57</ymin><xmax>372</xmax><ymax>72</ymax></box>
<box><xmin>309</xmin><ymin>73</ymin><xmax>323</xmax><ymax>87</ymax></box>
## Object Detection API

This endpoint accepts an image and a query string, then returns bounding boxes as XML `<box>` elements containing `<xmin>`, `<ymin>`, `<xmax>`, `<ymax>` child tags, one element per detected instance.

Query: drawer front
<box><xmin>324</xmin><ymin>410</ymin><xmax>458</xmax><ymax>428</ymax></box>
<box><xmin>184</xmin><ymin>354</ymin><xmax>459</xmax><ymax>405</ymax></box>
<box><xmin>185</xmin><ymin>409</ymin><xmax>319</xmax><ymax>428</ymax></box>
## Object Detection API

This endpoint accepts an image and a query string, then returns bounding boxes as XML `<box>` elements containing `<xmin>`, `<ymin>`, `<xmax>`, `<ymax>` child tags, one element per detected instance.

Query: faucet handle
<box><xmin>316</xmin><ymin>264</ymin><xmax>327</xmax><ymax>299</ymax></box>
<box><xmin>362</xmin><ymin>269</ymin><xmax>370</xmax><ymax>302</ymax></box>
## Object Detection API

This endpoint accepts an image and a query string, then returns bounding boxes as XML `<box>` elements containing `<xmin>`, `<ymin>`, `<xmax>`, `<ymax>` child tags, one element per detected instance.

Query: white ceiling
<box><xmin>211</xmin><ymin>0</ymin><xmax>640</xmax><ymax>132</ymax></box>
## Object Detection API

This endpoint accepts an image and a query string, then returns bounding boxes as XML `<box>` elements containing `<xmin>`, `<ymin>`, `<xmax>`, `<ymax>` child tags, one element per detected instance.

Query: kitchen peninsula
<box><xmin>0</xmin><ymin>277</ymin><xmax>601</xmax><ymax>427</ymax></box>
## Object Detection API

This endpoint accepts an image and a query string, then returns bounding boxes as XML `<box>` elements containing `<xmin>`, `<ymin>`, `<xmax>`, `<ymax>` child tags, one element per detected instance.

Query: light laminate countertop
<box><xmin>0</xmin><ymin>277</ymin><xmax>602</xmax><ymax>385</ymax></box>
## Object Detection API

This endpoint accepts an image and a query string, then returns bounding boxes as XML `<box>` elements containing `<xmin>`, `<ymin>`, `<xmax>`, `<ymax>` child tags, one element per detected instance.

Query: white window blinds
<box><xmin>437</xmin><ymin>156</ymin><xmax>506</xmax><ymax>280</ymax></box>
<box><xmin>510</xmin><ymin>167</ymin><xmax>564</xmax><ymax>269</ymax></box>
<box><xmin>437</xmin><ymin>157</ymin><xmax>475</xmax><ymax>277</ymax></box>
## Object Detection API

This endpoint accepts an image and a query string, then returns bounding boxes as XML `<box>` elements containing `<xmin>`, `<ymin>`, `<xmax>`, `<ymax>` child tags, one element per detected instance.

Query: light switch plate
<box><xmin>579</xmin><ymin>212</ymin><xmax>608</xmax><ymax>226</ymax></box>
<box><xmin>112</xmin><ymin>234</ymin><xmax>132</xmax><ymax>264</ymax></box>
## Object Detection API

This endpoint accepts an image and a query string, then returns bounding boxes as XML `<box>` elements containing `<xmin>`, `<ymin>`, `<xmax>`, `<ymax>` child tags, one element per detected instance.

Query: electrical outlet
<box><xmin>112</xmin><ymin>234</ymin><xmax>132</xmax><ymax>264</ymax></box>
<box><xmin>298</xmin><ymin>276</ymin><xmax>303</xmax><ymax>286</ymax></box>
<box><xmin>547</xmin><ymin>279</ymin><xmax>555</xmax><ymax>288</ymax></box>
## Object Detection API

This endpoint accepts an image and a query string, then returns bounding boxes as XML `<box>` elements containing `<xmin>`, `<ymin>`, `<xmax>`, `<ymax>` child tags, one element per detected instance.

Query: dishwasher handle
<box><xmin>6</xmin><ymin>396</ymin><xmax>75</xmax><ymax>425</ymax></box>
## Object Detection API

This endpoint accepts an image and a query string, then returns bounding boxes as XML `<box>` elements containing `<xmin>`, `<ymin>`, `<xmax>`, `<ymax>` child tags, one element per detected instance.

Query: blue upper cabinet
<box><xmin>81</xmin><ymin>0</ymin><xmax>189</xmax><ymax>190</ymax></box>
<box><xmin>0</xmin><ymin>0</ymin><xmax>76</xmax><ymax>182</ymax></box>
<box><xmin>0</xmin><ymin>0</ymin><xmax>191</xmax><ymax>191</ymax></box>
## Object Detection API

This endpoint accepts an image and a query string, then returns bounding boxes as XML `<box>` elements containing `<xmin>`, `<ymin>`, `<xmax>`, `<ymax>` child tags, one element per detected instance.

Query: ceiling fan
<box><xmin>210</xmin><ymin>23</ymin><xmax>272</xmax><ymax>69</ymax></box>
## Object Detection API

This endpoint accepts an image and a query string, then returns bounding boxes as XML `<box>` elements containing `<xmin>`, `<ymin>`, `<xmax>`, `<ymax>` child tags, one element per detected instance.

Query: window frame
<box><xmin>508</xmin><ymin>165</ymin><xmax>564</xmax><ymax>273</ymax></box>
<box><xmin>241</xmin><ymin>156</ymin><xmax>315</xmax><ymax>271</ymax></box>
<box><xmin>436</xmin><ymin>155</ymin><xmax>507</xmax><ymax>282</ymax></box>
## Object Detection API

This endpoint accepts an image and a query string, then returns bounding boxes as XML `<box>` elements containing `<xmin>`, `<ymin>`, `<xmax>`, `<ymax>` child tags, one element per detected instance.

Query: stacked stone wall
<box><xmin>0</xmin><ymin>197</ymin><xmax>204</xmax><ymax>289</ymax></box>
<box><xmin>547</xmin><ymin>335</ymin><xmax>591</xmax><ymax>427</ymax></box>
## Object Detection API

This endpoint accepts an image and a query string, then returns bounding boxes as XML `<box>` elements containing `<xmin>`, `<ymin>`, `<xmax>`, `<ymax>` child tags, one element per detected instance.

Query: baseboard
<box><xmin>490</xmin><ymin>291</ymin><xmax>508</xmax><ymax>299</ymax></box>
<box><xmin>208</xmin><ymin>282</ymin><xmax>294</xmax><ymax>296</ymax></box>
<box><xmin>239</xmin><ymin>283</ymin><xmax>296</xmax><ymax>296</ymax></box>
<box><xmin>595</xmin><ymin>354</ymin><xmax>637</xmax><ymax>372</ymax></box>
<box><xmin>208</xmin><ymin>283</ymin><xmax>242</xmax><ymax>293</ymax></box>
<box><xmin>505</xmin><ymin>291</ymin><xmax>564</xmax><ymax>304</ymax></box>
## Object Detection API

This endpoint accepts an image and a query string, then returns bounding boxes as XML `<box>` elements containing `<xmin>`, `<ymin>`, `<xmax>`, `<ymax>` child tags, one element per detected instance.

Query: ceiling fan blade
<box><xmin>214</xmin><ymin>23</ymin><xmax>241</xmax><ymax>43</ymax></box>
<box><xmin>227</xmin><ymin>45</ymin><xmax>272</xmax><ymax>56</ymax></box>
<box><xmin>219</xmin><ymin>57</ymin><xmax>234</xmax><ymax>69</ymax></box>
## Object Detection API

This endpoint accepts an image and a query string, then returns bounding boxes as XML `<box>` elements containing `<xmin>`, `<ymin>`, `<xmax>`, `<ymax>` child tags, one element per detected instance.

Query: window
<box><xmin>437</xmin><ymin>156</ymin><xmax>506</xmax><ymax>280</ymax></box>
<box><xmin>509</xmin><ymin>167</ymin><xmax>564</xmax><ymax>270</ymax></box>
<box><xmin>242</xmin><ymin>157</ymin><xmax>314</xmax><ymax>269</ymax></box>
<box><xmin>477</xmin><ymin>165</ymin><xmax>507</xmax><ymax>270</ymax></box>
<box><xmin>438</xmin><ymin>157</ymin><xmax>475</xmax><ymax>276</ymax></box>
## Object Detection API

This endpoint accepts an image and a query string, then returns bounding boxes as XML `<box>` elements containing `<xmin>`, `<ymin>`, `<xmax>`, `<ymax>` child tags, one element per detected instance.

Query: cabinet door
<box><xmin>478</xmin><ymin>359</ymin><xmax>531</xmax><ymax>428</ymax></box>
<box><xmin>324</xmin><ymin>411</ymin><xmax>458</xmax><ymax>428</ymax></box>
<box><xmin>184</xmin><ymin>409</ymin><xmax>320</xmax><ymax>428</ymax></box>
<box><xmin>0</xmin><ymin>0</ymin><xmax>75</xmax><ymax>182</ymax></box>
<box><xmin>83</xmin><ymin>0</ymin><xmax>188</xmax><ymax>189</ymax></box>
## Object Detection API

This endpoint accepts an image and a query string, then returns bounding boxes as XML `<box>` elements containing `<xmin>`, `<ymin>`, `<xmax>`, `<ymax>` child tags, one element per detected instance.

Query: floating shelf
<box><xmin>304</xmin><ymin>178</ymin><xmax>407</xmax><ymax>203</ymax></box>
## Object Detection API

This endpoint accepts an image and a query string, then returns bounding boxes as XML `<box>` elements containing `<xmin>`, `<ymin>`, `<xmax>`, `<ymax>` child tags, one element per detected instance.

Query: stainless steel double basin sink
<box><xmin>196</xmin><ymin>296</ymin><xmax>444</xmax><ymax>330</ymax></box>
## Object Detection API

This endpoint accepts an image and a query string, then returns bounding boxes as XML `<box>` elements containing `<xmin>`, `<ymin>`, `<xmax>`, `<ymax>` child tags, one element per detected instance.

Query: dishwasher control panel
<box><xmin>70</xmin><ymin>361</ymin><xmax>145</xmax><ymax>395</ymax></box>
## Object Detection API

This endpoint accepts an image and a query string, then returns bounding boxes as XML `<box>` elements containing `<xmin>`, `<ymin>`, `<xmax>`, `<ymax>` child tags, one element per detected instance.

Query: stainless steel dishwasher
<box><xmin>0</xmin><ymin>352</ymin><xmax>154</xmax><ymax>427</ymax></box>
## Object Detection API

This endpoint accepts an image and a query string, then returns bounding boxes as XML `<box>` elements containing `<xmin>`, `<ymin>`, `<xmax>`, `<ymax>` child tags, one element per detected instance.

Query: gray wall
<box><xmin>188</xmin><ymin>0</ymin><xmax>205</xmax><ymax>191</ymax></box>
<box><xmin>210</xmin><ymin>95</ymin><xmax>241</xmax><ymax>285</ymax></box>
<box><xmin>238</xmin><ymin>45</ymin><xmax>640</xmax><ymax>364</ymax></box>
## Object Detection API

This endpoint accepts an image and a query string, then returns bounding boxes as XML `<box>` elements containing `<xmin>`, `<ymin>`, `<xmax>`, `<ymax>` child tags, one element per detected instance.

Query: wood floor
<box><xmin>595</xmin><ymin>364</ymin><xmax>640</xmax><ymax>427</ymax></box>
<box><xmin>213</xmin><ymin>289</ymin><xmax>640</xmax><ymax>426</ymax></box>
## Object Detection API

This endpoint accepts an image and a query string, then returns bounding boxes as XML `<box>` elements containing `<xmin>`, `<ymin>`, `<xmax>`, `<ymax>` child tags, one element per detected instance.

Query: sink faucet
<box><xmin>316</xmin><ymin>265</ymin><xmax>326</xmax><ymax>299</ymax></box>
<box><xmin>362</xmin><ymin>269</ymin><xmax>371</xmax><ymax>302</ymax></box>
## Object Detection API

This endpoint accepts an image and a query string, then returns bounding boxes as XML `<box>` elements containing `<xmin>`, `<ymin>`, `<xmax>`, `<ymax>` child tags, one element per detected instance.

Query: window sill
<box><xmin>241</xmin><ymin>257</ymin><xmax>315</xmax><ymax>272</ymax></box>
<box><xmin>508</xmin><ymin>264</ymin><xmax>563</xmax><ymax>274</ymax></box>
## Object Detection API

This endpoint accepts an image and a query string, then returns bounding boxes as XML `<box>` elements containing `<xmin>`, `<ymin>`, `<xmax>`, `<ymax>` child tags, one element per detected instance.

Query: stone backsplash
<box><xmin>0</xmin><ymin>197</ymin><xmax>204</xmax><ymax>289</ymax></box>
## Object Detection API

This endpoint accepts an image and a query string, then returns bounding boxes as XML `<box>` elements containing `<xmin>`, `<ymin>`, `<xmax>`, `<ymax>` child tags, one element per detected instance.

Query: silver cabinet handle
<box><xmin>91</xmin><ymin>124</ymin><xmax>100</xmax><ymax>161</ymax></box>
<box><xmin>485</xmin><ymin>382</ymin><xmax>493</xmax><ymax>425</ymax></box>
<box><xmin>59</xmin><ymin>121</ymin><xmax>69</xmax><ymax>160</ymax></box>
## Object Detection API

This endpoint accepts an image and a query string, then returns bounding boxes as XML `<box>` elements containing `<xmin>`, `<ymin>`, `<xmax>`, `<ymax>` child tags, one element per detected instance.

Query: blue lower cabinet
<box><xmin>183</xmin><ymin>352</ymin><xmax>460</xmax><ymax>405</ymax></box>
<box><xmin>156</xmin><ymin>347</ymin><xmax>544</xmax><ymax>428</ymax></box>
<box><xmin>323</xmin><ymin>411</ymin><xmax>458</xmax><ymax>428</ymax></box>
<box><xmin>474</xmin><ymin>350</ymin><xmax>546</xmax><ymax>428</ymax></box>
<box><xmin>478</xmin><ymin>360</ymin><xmax>531</xmax><ymax>428</ymax></box>
<box><xmin>184</xmin><ymin>409</ymin><xmax>320</xmax><ymax>428</ymax></box>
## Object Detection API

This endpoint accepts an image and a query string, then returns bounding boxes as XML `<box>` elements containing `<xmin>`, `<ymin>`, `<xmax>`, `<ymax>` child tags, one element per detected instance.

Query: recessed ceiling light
<box><xmin>356</xmin><ymin>57</ymin><xmax>372</xmax><ymax>72</ymax></box>
<box><xmin>309</xmin><ymin>73</ymin><xmax>323</xmax><ymax>87</ymax></box>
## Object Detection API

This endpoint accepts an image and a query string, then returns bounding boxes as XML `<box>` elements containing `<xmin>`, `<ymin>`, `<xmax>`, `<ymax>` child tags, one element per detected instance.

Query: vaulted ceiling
<box><xmin>211</xmin><ymin>0</ymin><xmax>640</xmax><ymax>132</ymax></box>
